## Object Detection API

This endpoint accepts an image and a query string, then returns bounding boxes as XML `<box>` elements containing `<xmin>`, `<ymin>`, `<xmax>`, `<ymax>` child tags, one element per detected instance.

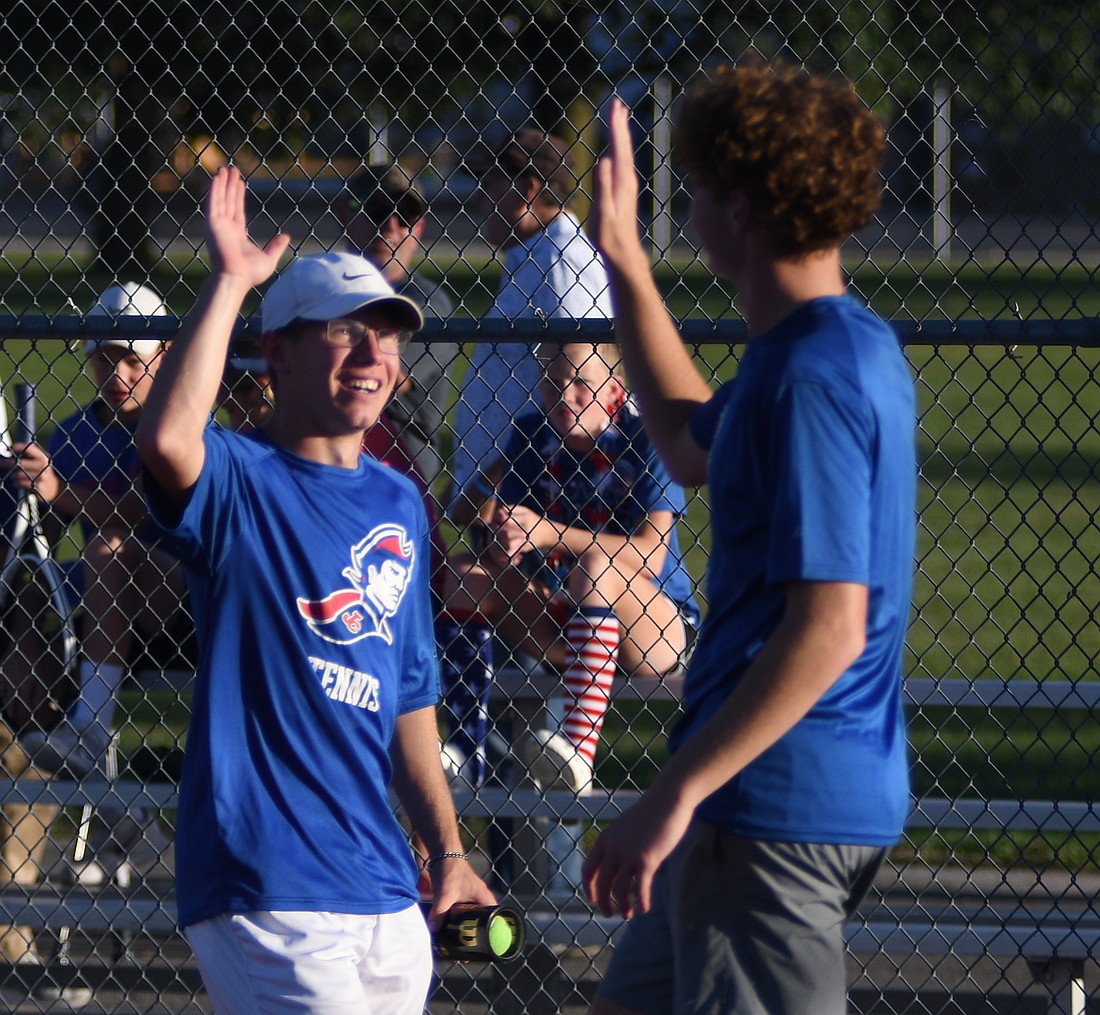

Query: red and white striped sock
<box><xmin>561</xmin><ymin>607</ymin><xmax>620</xmax><ymax>769</ymax></box>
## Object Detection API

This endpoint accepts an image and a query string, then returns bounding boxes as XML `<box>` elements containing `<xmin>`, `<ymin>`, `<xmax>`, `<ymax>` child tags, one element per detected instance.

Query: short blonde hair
<box><xmin>536</xmin><ymin>341</ymin><xmax>621</xmax><ymax>376</ymax></box>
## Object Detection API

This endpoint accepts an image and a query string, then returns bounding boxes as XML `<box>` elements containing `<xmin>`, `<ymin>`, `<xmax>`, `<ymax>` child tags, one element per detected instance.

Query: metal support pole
<box><xmin>932</xmin><ymin>81</ymin><xmax>952</xmax><ymax>263</ymax></box>
<box><xmin>1027</xmin><ymin>957</ymin><xmax>1087</xmax><ymax>1015</ymax></box>
<box><xmin>652</xmin><ymin>76</ymin><xmax>673</xmax><ymax>258</ymax></box>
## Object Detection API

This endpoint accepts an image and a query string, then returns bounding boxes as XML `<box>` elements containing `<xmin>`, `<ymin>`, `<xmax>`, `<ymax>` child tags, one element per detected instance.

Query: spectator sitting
<box><xmin>335</xmin><ymin>163</ymin><xmax>459</xmax><ymax>488</ymax></box>
<box><xmin>449</xmin><ymin>128</ymin><xmax>612</xmax><ymax>511</ymax></box>
<box><xmin>0</xmin><ymin>718</ymin><xmax>55</xmax><ymax>967</ymax></box>
<box><xmin>441</xmin><ymin>341</ymin><xmax>700</xmax><ymax>797</ymax></box>
<box><xmin>10</xmin><ymin>282</ymin><xmax>189</xmax><ymax>778</ymax></box>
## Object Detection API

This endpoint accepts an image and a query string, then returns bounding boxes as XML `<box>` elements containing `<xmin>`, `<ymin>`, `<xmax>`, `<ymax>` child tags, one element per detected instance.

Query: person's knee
<box><xmin>0</xmin><ymin>726</ymin><xmax>32</xmax><ymax>777</ymax></box>
<box><xmin>571</xmin><ymin>547</ymin><xmax>629</xmax><ymax>603</ymax></box>
<box><xmin>81</xmin><ymin>530</ymin><xmax>120</xmax><ymax>567</ymax></box>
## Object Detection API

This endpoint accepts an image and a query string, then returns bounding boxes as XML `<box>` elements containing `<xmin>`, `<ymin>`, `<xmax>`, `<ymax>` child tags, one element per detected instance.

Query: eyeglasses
<box><xmin>322</xmin><ymin>318</ymin><xmax>409</xmax><ymax>355</ymax></box>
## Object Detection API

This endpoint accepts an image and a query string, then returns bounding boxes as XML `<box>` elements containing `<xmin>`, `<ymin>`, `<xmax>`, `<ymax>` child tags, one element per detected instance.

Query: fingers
<box><xmin>581</xmin><ymin>837</ymin><xmax>604</xmax><ymax>905</ymax></box>
<box><xmin>206</xmin><ymin>165</ymin><xmax>233</xmax><ymax>222</ymax></box>
<box><xmin>583</xmin><ymin>827</ymin><xmax>657</xmax><ymax>921</ymax></box>
<box><xmin>205</xmin><ymin>166</ymin><xmax>291</xmax><ymax>284</ymax></box>
<box><xmin>608</xmin><ymin>99</ymin><xmax>633</xmax><ymax>169</ymax></box>
<box><xmin>428</xmin><ymin>869</ymin><xmax>497</xmax><ymax>930</ymax></box>
<box><xmin>264</xmin><ymin>232</ymin><xmax>292</xmax><ymax>264</ymax></box>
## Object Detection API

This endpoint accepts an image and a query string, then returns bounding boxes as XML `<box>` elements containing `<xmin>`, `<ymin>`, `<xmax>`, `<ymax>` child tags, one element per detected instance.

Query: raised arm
<box><xmin>591</xmin><ymin>100</ymin><xmax>713</xmax><ymax>487</ymax></box>
<box><xmin>136</xmin><ymin>167</ymin><xmax>290</xmax><ymax>498</ymax></box>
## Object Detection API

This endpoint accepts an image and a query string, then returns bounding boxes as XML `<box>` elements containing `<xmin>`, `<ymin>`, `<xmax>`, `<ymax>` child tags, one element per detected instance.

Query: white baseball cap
<box><xmin>260</xmin><ymin>251</ymin><xmax>425</xmax><ymax>334</ymax></box>
<box><xmin>84</xmin><ymin>282</ymin><xmax>170</xmax><ymax>356</ymax></box>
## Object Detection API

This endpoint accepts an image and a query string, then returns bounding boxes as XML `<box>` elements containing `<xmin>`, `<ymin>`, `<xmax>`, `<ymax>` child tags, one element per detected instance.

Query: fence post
<box><xmin>932</xmin><ymin>80</ymin><xmax>953</xmax><ymax>263</ymax></box>
<box><xmin>1026</xmin><ymin>957</ymin><xmax>1086</xmax><ymax>1015</ymax></box>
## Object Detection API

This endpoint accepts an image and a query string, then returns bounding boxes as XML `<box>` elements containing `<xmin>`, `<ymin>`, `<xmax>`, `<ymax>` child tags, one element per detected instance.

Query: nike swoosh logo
<box><xmin>342</xmin><ymin>272</ymin><xmax>374</xmax><ymax>281</ymax></box>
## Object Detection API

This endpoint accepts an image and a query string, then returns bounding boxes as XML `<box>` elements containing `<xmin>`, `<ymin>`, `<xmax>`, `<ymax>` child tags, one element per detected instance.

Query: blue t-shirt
<box><xmin>146</xmin><ymin>426</ymin><xmax>439</xmax><ymax>928</ymax></box>
<box><xmin>497</xmin><ymin>406</ymin><xmax>698</xmax><ymax>621</ymax></box>
<box><xmin>49</xmin><ymin>402</ymin><xmax>142</xmax><ymax>536</ymax></box>
<box><xmin>676</xmin><ymin>296</ymin><xmax>916</xmax><ymax>846</ymax></box>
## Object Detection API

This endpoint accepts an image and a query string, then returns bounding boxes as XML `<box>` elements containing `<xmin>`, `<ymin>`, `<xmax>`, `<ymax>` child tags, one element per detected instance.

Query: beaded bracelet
<box><xmin>427</xmin><ymin>851</ymin><xmax>469</xmax><ymax>869</ymax></box>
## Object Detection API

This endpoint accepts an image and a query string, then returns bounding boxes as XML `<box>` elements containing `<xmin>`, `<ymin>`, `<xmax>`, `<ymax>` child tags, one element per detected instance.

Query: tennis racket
<box><xmin>0</xmin><ymin>383</ymin><xmax>79</xmax><ymax>734</ymax></box>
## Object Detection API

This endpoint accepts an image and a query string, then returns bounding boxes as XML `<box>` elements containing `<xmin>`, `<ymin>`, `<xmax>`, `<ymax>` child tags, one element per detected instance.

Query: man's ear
<box><xmin>724</xmin><ymin>191</ymin><xmax>751</xmax><ymax>233</ymax></box>
<box><xmin>521</xmin><ymin>174</ymin><xmax>544</xmax><ymax>206</ymax></box>
<box><xmin>262</xmin><ymin>330</ymin><xmax>290</xmax><ymax>375</ymax></box>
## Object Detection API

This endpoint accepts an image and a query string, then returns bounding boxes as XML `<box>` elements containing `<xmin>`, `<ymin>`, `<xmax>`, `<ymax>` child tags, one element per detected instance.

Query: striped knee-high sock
<box><xmin>561</xmin><ymin>607</ymin><xmax>620</xmax><ymax>769</ymax></box>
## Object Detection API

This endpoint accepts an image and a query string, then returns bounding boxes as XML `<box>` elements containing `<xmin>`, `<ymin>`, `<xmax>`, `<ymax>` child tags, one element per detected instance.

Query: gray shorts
<box><xmin>597</xmin><ymin>822</ymin><xmax>885</xmax><ymax>1015</ymax></box>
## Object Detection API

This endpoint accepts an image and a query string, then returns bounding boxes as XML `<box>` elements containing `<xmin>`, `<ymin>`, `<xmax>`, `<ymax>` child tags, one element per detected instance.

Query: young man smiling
<box><xmin>136</xmin><ymin>167</ymin><xmax>493</xmax><ymax>1015</ymax></box>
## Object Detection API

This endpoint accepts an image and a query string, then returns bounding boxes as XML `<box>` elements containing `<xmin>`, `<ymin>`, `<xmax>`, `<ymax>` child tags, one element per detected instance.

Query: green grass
<box><xmin>7</xmin><ymin>256</ymin><xmax>1100</xmax><ymax>874</ymax></box>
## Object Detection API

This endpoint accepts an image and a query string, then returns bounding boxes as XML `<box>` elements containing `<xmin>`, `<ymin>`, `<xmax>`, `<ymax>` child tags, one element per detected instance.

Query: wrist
<box><xmin>427</xmin><ymin>850</ymin><xmax>469</xmax><ymax>870</ymax></box>
<box><xmin>205</xmin><ymin>271</ymin><xmax>256</xmax><ymax>305</ymax></box>
<box><xmin>38</xmin><ymin>472</ymin><xmax>62</xmax><ymax>504</ymax></box>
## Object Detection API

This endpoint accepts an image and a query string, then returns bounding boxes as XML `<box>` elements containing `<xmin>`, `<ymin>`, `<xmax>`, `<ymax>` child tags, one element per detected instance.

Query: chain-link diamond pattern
<box><xmin>2</xmin><ymin>0</ymin><xmax>1100</xmax><ymax>1011</ymax></box>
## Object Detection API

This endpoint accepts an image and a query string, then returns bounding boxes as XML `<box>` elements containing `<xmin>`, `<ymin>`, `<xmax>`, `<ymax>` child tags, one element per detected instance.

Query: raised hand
<box><xmin>205</xmin><ymin>167</ymin><xmax>291</xmax><ymax>288</ymax></box>
<box><xmin>591</xmin><ymin>98</ymin><xmax>645</xmax><ymax>269</ymax></box>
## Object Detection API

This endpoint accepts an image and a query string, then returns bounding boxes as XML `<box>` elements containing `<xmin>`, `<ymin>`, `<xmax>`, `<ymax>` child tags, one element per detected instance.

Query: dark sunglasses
<box><xmin>343</xmin><ymin>194</ymin><xmax>423</xmax><ymax>228</ymax></box>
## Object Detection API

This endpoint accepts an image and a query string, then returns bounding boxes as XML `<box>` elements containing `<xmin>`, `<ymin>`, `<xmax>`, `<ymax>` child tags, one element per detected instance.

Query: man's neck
<box><xmin>739</xmin><ymin>247</ymin><xmax>847</xmax><ymax>338</ymax></box>
<box><xmin>261</xmin><ymin>417</ymin><xmax>366</xmax><ymax>470</ymax></box>
<box><xmin>504</xmin><ymin>204</ymin><xmax>564</xmax><ymax>249</ymax></box>
<box><xmin>380</xmin><ymin>261</ymin><xmax>411</xmax><ymax>288</ymax></box>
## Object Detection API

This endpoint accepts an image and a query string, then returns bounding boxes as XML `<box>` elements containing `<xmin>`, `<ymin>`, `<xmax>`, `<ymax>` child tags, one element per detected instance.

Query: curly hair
<box><xmin>673</xmin><ymin>63</ymin><xmax>886</xmax><ymax>258</ymax></box>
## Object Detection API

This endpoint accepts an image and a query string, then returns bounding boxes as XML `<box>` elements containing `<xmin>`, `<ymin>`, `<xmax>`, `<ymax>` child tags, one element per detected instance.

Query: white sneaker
<box><xmin>61</xmin><ymin>805</ymin><xmax>170</xmax><ymax>888</ymax></box>
<box><xmin>520</xmin><ymin>729</ymin><xmax>593</xmax><ymax>796</ymax></box>
<box><xmin>441</xmin><ymin>742</ymin><xmax>481</xmax><ymax>791</ymax></box>
<box><xmin>62</xmin><ymin>852</ymin><xmax>134</xmax><ymax>890</ymax></box>
<box><xmin>22</xmin><ymin>719</ymin><xmax>110</xmax><ymax>777</ymax></box>
<box><xmin>34</xmin><ymin>983</ymin><xmax>94</xmax><ymax>1008</ymax></box>
<box><xmin>29</xmin><ymin>948</ymin><xmax>92</xmax><ymax>1009</ymax></box>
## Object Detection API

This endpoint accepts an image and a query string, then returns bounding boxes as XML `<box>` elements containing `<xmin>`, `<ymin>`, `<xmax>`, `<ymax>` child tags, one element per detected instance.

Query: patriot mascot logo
<box><xmin>296</xmin><ymin>524</ymin><xmax>416</xmax><ymax>645</ymax></box>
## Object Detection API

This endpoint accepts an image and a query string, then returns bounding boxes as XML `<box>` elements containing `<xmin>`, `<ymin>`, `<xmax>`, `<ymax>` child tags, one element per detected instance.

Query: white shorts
<box><xmin>185</xmin><ymin>906</ymin><xmax>433</xmax><ymax>1015</ymax></box>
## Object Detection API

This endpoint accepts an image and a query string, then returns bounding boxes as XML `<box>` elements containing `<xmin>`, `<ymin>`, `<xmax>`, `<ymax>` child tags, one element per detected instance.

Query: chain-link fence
<box><xmin>2</xmin><ymin>1</ymin><xmax>1100</xmax><ymax>1012</ymax></box>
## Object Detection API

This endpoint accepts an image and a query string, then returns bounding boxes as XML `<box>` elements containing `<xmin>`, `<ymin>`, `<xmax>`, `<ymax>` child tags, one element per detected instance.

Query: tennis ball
<box><xmin>488</xmin><ymin>914</ymin><xmax>514</xmax><ymax>957</ymax></box>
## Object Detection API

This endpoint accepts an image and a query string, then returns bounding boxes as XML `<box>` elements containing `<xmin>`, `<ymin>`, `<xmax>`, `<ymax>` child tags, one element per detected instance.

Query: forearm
<box><xmin>136</xmin><ymin>273</ymin><xmax>251</xmax><ymax>491</ymax></box>
<box><xmin>647</xmin><ymin>581</ymin><xmax>869</xmax><ymax>814</ymax></box>
<box><xmin>391</xmin><ymin>706</ymin><xmax>465</xmax><ymax>858</ymax></box>
<box><xmin>593</xmin><ymin>100</ymin><xmax>712</xmax><ymax>486</ymax></box>
<box><xmin>525</xmin><ymin>506</ymin><xmax>669</xmax><ymax>574</ymax></box>
<box><xmin>606</xmin><ymin>259</ymin><xmax>714</xmax><ymax>486</ymax></box>
<box><xmin>392</xmin><ymin>705</ymin><xmax>495</xmax><ymax>922</ymax></box>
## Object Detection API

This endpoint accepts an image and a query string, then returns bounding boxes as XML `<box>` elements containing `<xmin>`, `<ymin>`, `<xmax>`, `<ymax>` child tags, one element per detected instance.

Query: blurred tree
<box><xmin>1</xmin><ymin>0</ymin><xmax>1097</xmax><ymax>277</ymax></box>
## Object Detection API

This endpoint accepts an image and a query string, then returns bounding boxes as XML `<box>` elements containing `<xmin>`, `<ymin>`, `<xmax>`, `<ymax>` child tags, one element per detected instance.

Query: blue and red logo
<box><xmin>296</xmin><ymin>523</ymin><xmax>416</xmax><ymax>645</ymax></box>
